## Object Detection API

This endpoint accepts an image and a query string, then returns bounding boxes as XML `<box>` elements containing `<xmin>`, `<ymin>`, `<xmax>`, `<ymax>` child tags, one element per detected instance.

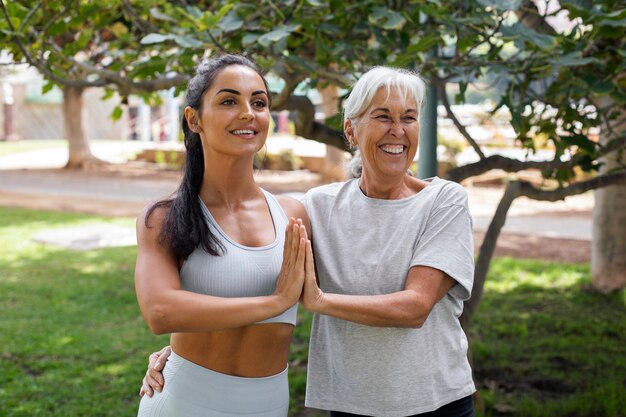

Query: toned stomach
<box><xmin>170</xmin><ymin>323</ymin><xmax>294</xmax><ymax>377</ymax></box>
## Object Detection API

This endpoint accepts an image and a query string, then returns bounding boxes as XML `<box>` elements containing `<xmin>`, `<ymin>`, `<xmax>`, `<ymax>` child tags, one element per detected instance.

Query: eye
<box><xmin>375</xmin><ymin>114</ymin><xmax>391</xmax><ymax>121</ymax></box>
<box><xmin>252</xmin><ymin>99</ymin><xmax>268</xmax><ymax>109</ymax></box>
<box><xmin>402</xmin><ymin>115</ymin><xmax>417</xmax><ymax>122</ymax></box>
<box><xmin>221</xmin><ymin>97</ymin><xmax>236</xmax><ymax>105</ymax></box>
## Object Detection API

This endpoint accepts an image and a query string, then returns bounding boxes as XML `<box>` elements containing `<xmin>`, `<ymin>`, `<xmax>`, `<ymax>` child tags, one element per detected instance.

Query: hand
<box><xmin>301</xmin><ymin>239</ymin><xmax>325</xmax><ymax>312</ymax></box>
<box><xmin>274</xmin><ymin>218</ymin><xmax>306</xmax><ymax>309</ymax></box>
<box><xmin>139</xmin><ymin>345</ymin><xmax>171</xmax><ymax>397</ymax></box>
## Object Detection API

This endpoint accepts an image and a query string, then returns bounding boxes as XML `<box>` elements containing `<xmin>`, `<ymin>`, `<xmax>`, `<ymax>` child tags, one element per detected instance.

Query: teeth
<box><xmin>232</xmin><ymin>130</ymin><xmax>254</xmax><ymax>135</ymax></box>
<box><xmin>380</xmin><ymin>145</ymin><xmax>404</xmax><ymax>154</ymax></box>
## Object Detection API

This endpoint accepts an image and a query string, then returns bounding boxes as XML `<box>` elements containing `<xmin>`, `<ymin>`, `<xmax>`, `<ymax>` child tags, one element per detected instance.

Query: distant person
<box><xmin>142</xmin><ymin>66</ymin><xmax>476</xmax><ymax>417</ymax></box>
<box><xmin>134</xmin><ymin>53</ymin><xmax>310</xmax><ymax>417</ymax></box>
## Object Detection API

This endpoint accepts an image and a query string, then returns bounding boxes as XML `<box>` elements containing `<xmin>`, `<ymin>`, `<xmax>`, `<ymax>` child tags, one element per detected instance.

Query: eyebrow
<box><xmin>216</xmin><ymin>88</ymin><xmax>268</xmax><ymax>97</ymax></box>
<box><xmin>371</xmin><ymin>107</ymin><xmax>417</xmax><ymax>114</ymax></box>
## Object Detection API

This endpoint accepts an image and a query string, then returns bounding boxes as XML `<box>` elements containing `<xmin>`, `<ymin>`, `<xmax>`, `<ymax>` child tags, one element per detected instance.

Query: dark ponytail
<box><xmin>146</xmin><ymin>54</ymin><xmax>269</xmax><ymax>259</ymax></box>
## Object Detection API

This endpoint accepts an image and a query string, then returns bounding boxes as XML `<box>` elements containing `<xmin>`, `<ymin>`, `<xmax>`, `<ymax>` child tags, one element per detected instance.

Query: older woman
<box><xmin>300</xmin><ymin>66</ymin><xmax>475</xmax><ymax>416</ymax></box>
<box><xmin>141</xmin><ymin>66</ymin><xmax>475</xmax><ymax>417</ymax></box>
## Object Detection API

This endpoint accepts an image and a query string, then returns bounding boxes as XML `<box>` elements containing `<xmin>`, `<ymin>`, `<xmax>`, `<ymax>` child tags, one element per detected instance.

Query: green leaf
<box><xmin>171</xmin><ymin>34</ymin><xmax>203</xmax><ymax>48</ymax></box>
<box><xmin>48</xmin><ymin>21</ymin><xmax>66</xmax><ymax>37</ymax></box>
<box><xmin>501</xmin><ymin>22</ymin><xmax>556</xmax><ymax>51</ymax></box>
<box><xmin>111</xmin><ymin>106</ymin><xmax>123</xmax><ymax>121</ymax></box>
<box><xmin>477</xmin><ymin>0</ymin><xmax>522</xmax><ymax>11</ymax></box>
<box><xmin>550</xmin><ymin>51</ymin><xmax>598</xmax><ymax>67</ymax></box>
<box><xmin>590</xmin><ymin>80</ymin><xmax>615</xmax><ymax>96</ymax></box>
<box><xmin>563</xmin><ymin>134</ymin><xmax>596</xmax><ymax>154</ymax></box>
<box><xmin>150</xmin><ymin>7</ymin><xmax>176</xmax><ymax>22</ymax></box>
<box><xmin>42</xmin><ymin>81</ymin><xmax>55</xmax><ymax>95</ymax></box>
<box><xmin>109</xmin><ymin>22</ymin><xmax>129</xmax><ymax>38</ymax></box>
<box><xmin>370</xmin><ymin>7</ymin><xmax>406</xmax><ymax>30</ymax></box>
<box><xmin>218</xmin><ymin>12</ymin><xmax>244</xmax><ymax>32</ymax></box>
<box><xmin>242</xmin><ymin>33</ymin><xmax>260</xmax><ymax>47</ymax></box>
<box><xmin>257</xmin><ymin>25</ymin><xmax>301</xmax><ymax>47</ymax></box>
<box><xmin>140</xmin><ymin>33</ymin><xmax>172</xmax><ymax>45</ymax></box>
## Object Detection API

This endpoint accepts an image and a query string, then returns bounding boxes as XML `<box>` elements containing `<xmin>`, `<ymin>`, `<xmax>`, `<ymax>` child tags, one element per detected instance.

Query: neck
<box><xmin>358</xmin><ymin>172</ymin><xmax>421</xmax><ymax>200</ymax></box>
<box><xmin>200</xmin><ymin>152</ymin><xmax>260</xmax><ymax>206</ymax></box>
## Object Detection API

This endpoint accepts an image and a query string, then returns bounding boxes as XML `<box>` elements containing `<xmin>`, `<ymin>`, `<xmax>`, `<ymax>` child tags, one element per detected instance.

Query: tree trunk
<box><xmin>318</xmin><ymin>85</ymin><xmax>346</xmax><ymax>182</ymax></box>
<box><xmin>62</xmin><ymin>85</ymin><xmax>98</xmax><ymax>169</ymax></box>
<box><xmin>592</xmin><ymin>100</ymin><xmax>626</xmax><ymax>293</ymax></box>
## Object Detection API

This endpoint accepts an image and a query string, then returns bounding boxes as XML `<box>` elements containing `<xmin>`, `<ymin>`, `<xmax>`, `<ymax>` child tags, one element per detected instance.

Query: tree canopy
<box><xmin>2</xmin><ymin>0</ymin><xmax>625</xmax><ymax>299</ymax></box>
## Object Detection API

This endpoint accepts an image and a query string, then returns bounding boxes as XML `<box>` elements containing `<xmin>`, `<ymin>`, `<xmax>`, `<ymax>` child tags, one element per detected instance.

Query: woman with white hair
<box><xmin>300</xmin><ymin>66</ymin><xmax>476</xmax><ymax>416</ymax></box>
<box><xmin>141</xmin><ymin>66</ymin><xmax>476</xmax><ymax>417</ymax></box>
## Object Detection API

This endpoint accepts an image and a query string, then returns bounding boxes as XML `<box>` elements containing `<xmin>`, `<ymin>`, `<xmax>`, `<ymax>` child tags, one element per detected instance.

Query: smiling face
<box><xmin>185</xmin><ymin>64</ymin><xmax>270</xmax><ymax>158</ymax></box>
<box><xmin>345</xmin><ymin>87</ymin><xmax>419</xmax><ymax>183</ymax></box>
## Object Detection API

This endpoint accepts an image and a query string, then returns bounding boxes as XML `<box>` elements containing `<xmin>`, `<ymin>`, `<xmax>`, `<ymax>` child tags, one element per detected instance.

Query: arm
<box><xmin>302</xmin><ymin>243</ymin><xmax>454</xmax><ymax>328</ymax></box>
<box><xmin>134</xmin><ymin>205</ymin><xmax>306</xmax><ymax>335</ymax></box>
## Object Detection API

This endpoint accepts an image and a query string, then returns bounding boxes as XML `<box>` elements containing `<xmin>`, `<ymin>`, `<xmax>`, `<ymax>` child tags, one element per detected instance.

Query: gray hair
<box><xmin>344</xmin><ymin>66</ymin><xmax>426</xmax><ymax>178</ymax></box>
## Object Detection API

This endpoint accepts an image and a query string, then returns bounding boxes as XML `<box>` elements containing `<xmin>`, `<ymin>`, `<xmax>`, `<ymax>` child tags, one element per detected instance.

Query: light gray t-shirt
<box><xmin>303</xmin><ymin>177</ymin><xmax>475</xmax><ymax>417</ymax></box>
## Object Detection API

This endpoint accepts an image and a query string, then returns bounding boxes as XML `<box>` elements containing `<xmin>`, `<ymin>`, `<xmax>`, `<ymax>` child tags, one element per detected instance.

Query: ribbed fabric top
<box><xmin>179</xmin><ymin>190</ymin><xmax>298</xmax><ymax>325</ymax></box>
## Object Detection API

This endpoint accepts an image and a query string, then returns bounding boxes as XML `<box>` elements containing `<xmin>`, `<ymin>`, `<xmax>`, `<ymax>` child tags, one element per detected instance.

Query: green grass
<box><xmin>1</xmin><ymin>206</ymin><xmax>624</xmax><ymax>416</ymax></box>
<box><xmin>0</xmin><ymin>140</ymin><xmax>66</xmax><ymax>157</ymax></box>
<box><xmin>471</xmin><ymin>258</ymin><xmax>626</xmax><ymax>417</ymax></box>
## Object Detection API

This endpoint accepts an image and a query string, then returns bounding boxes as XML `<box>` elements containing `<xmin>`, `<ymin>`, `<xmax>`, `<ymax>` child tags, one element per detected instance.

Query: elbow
<box><xmin>144</xmin><ymin>303</ymin><xmax>173</xmax><ymax>335</ymax></box>
<box><xmin>404</xmin><ymin>313</ymin><xmax>427</xmax><ymax>329</ymax></box>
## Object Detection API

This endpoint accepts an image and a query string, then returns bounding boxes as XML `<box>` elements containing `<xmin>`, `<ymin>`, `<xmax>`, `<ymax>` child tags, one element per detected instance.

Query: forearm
<box><xmin>140</xmin><ymin>290</ymin><xmax>288</xmax><ymax>334</ymax></box>
<box><xmin>312</xmin><ymin>290</ymin><xmax>430</xmax><ymax>328</ymax></box>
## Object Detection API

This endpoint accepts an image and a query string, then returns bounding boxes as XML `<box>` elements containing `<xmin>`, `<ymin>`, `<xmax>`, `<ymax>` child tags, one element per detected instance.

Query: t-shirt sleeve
<box><xmin>410</xmin><ymin>202</ymin><xmax>475</xmax><ymax>301</ymax></box>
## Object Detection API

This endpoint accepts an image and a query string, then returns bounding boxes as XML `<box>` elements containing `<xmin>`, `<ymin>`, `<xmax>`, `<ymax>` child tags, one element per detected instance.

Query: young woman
<box><xmin>134</xmin><ymin>54</ymin><xmax>310</xmax><ymax>417</ymax></box>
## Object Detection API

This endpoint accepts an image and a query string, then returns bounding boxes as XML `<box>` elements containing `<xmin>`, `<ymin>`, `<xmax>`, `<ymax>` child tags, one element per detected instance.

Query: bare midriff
<box><xmin>170</xmin><ymin>323</ymin><xmax>294</xmax><ymax>377</ymax></box>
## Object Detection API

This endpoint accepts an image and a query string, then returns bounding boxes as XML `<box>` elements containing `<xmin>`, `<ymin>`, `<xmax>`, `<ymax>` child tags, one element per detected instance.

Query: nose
<box><xmin>239</xmin><ymin>103</ymin><xmax>254</xmax><ymax>120</ymax></box>
<box><xmin>389</xmin><ymin>120</ymin><xmax>403</xmax><ymax>137</ymax></box>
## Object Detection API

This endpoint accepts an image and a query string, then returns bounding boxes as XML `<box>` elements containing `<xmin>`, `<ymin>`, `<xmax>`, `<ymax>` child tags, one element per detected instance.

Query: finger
<box><xmin>140</xmin><ymin>377</ymin><xmax>153</xmax><ymax>398</ymax></box>
<box><xmin>296</xmin><ymin>236</ymin><xmax>306</xmax><ymax>268</ymax></box>
<box><xmin>289</xmin><ymin>222</ymin><xmax>300</xmax><ymax>263</ymax></box>
<box><xmin>282</xmin><ymin>222</ymin><xmax>293</xmax><ymax>267</ymax></box>
<box><xmin>148</xmin><ymin>368</ymin><xmax>165</xmax><ymax>388</ymax></box>
<box><xmin>305</xmin><ymin>240</ymin><xmax>315</xmax><ymax>276</ymax></box>
<box><xmin>299</xmin><ymin>224</ymin><xmax>308</xmax><ymax>241</ymax></box>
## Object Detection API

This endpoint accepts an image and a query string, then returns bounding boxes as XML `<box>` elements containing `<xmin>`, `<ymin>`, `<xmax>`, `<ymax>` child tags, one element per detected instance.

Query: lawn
<box><xmin>0</xmin><ymin>207</ymin><xmax>624</xmax><ymax>416</ymax></box>
<box><xmin>0</xmin><ymin>140</ymin><xmax>66</xmax><ymax>157</ymax></box>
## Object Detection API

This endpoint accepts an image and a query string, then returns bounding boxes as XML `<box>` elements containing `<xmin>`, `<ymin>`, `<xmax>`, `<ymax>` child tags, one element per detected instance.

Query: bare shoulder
<box><xmin>136</xmin><ymin>201</ymin><xmax>170</xmax><ymax>237</ymax></box>
<box><xmin>275</xmin><ymin>194</ymin><xmax>307</xmax><ymax>220</ymax></box>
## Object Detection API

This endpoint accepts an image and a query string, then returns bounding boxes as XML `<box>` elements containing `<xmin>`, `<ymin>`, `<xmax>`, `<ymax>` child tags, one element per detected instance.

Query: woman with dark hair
<box><xmin>134</xmin><ymin>54</ymin><xmax>310</xmax><ymax>417</ymax></box>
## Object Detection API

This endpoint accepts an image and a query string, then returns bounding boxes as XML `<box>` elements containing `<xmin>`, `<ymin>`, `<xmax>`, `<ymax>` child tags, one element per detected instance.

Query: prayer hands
<box><xmin>301</xmin><ymin>237</ymin><xmax>324</xmax><ymax>312</ymax></box>
<box><xmin>274</xmin><ymin>218</ymin><xmax>307</xmax><ymax>309</ymax></box>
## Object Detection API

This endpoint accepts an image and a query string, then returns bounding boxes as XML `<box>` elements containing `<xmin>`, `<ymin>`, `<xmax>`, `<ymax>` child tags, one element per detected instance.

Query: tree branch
<box><xmin>439</xmin><ymin>80</ymin><xmax>486</xmax><ymax>159</ymax></box>
<box><xmin>272</xmin><ymin>93</ymin><xmax>346</xmax><ymax>150</ymax></box>
<box><xmin>518</xmin><ymin>171</ymin><xmax>626</xmax><ymax>201</ymax></box>
<box><xmin>446</xmin><ymin>133</ymin><xmax>626</xmax><ymax>183</ymax></box>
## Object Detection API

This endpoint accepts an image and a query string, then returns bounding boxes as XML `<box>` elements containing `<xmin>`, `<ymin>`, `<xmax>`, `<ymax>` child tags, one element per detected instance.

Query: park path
<box><xmin>0</xmin><ymin>141</ymin><xmax>594</xmax><ymax>261</ymax></box>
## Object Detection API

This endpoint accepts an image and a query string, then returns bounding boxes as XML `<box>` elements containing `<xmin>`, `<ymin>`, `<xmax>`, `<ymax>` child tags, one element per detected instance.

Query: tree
<box><xmin>0</xmin><ymin>0</ymin><xmax>192</xmax><ymax>167</ymax></box>
<box><xmin>2</xmin><ymin>0</ymin><xmax>625</xmax><ymax>310</ymax></box>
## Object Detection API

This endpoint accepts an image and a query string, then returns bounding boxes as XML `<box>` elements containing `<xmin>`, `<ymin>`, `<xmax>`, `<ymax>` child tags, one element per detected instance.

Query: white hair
<box><xmin>344</xmin><ymin>66</ymin><xmax>427</xmax><ymax>178</ymax></box>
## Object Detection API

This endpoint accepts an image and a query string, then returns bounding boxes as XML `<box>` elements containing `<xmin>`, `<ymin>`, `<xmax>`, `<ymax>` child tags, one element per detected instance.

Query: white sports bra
<box><xmin>179</xmin><ymin>190</ymin><xmax>298</xmax><ymax>325</ymax></box>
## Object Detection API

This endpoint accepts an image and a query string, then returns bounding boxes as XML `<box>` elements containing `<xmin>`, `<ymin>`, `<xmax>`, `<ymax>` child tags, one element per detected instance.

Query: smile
<box><xmin>231</xmin><ymin>129</ymin><xmax>257</xmax><ymax>135</ymax></box>
<box><xmin>379</xmin><ymin>144</ymin><xmax>406</xmax><ymax>154</ymax></box>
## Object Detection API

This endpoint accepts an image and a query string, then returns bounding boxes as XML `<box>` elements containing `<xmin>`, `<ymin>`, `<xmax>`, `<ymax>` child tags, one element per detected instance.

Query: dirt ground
<box><xmin>0</xmin><ymin>163</ymin><xmax>592</xmax><ymax>264</ymax></box>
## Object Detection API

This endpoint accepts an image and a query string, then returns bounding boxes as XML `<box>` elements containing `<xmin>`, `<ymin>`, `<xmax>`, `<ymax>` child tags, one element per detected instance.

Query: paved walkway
<box><xmin>0</xmin><ymin>140</ymin><xmax>594</xmax><ymax>250</ymax></box>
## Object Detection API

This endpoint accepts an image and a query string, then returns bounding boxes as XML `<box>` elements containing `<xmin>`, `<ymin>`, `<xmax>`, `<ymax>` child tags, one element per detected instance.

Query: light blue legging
<box><xmin>137</xmin><ymin>350</ymin><xmax>289</xmax><ymax>417</ymax></box>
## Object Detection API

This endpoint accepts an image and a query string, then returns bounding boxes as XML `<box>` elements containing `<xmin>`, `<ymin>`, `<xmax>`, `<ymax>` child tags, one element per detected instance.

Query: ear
<box><xmin>344</xmin><ymin>118</ymin><xmax>355</xmax><ymax>146</ymax></box>
<box><xmin>185</xmin><ymin>106</ymin><xmax>201</xmax><ymax>132</ymax></box>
